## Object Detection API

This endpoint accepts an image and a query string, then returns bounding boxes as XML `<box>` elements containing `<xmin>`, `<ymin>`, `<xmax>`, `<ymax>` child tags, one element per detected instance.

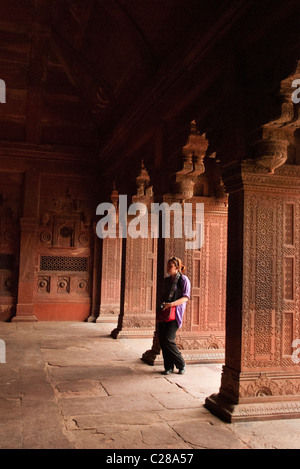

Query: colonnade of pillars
<box><xmin>95</xmin><ymin>157</ymin><xmax>300</xmax><ymax>422</ymax></box>
<box><xmin>95</xmin><ymin>161</ymin><xmax>228</xmax><ymax>365</ymax></box>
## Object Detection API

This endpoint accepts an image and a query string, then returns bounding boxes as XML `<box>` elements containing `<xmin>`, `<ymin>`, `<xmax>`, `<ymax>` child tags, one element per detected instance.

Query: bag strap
<box><xmin>167</xmin><ymin>272</ymin><xmax>181</xmax><ymax>302</ymax></box>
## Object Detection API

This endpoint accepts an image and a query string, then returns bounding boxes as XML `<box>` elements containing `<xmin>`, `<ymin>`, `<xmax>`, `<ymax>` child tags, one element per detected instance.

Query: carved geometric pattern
<box><xmin>242</xmin><ymin>194</ymin><xmax>280</xmax><ymax>368</ymax></box>
<box><xmin>40</xmin><ymin>231</ymin><xmax>52</xmax><ymax>243</ymax></box>
<box><xmin>207</xmin><ymin>223</ymin><xmax>221</xmax><ymax>324</ymax></box>
<box><xmin>40</xmin><ymin>256</ymin><xmax>88</xmax><ymax>272</ymax></box>
<box><xmin>0</xmin><ymin>254</ymin><xmax>14</xmax><ymax>270</ymax></box>
<box><xmin>254</xmin><ymin>310</ymin><xmax>272</xmax><ymax>355</ymax></box>
<box><xmin>284</xmin><ymin>257</ymin><xmax>294</xmax><ymax>300</ymax></box>
<box><xmin>101</xmin><ymin>236</ymin><xmax>122</xmax><ymax>305</ymax></box>
<box><xmin>37</xmin><ymin>276</ymin><xmax>50</xmax><ymax>293</ymax></box>
<box><xmin>284</xmin><ymin>203</ymin><xmax>294</xmax><ymax>245</ymax></box>
<box><xmin>57</xmin><ymin>277</ymin><xmax>70</xmax><ymax>293</ymax></box>
<box><xmin>227</xmin><ymin>166</ymin><xmax>300</xmax><ymax>387</ymax></box>
<box><xmin>78</xmin><ymin>233</ymin><xmax>89</xmax><ymax>246</ymax></box>
<box><xmin>3</xmin><ymin>277</ymin><xmax>13</xmax><ymax>292</ymax></box>
<box><xmin>283</xmin><ymin>313</ymin><xmax>293</xmax><ymax>356</ymax></box>
<box><xmin>192</xmin><ymin>295</ymin><xmax>200</xmax><ymax>326</ymax></box>
<box><xmin>255</xmin><ymin>204</ymin><xmax>274</xmax><ymax>311</ymax></box>
<box><xmin>76</xmin><ymin>278</ymin><xmax>89</xmax><ymax>294</ymax></box>
<box><xmin>59</xmin><ymin>226</ymin><xmax>73</xmax><ymax>238</ymax></box>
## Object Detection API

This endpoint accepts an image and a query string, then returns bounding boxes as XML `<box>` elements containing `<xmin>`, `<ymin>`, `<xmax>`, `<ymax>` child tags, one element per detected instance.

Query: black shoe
<box><xmin>178</xmin><ymin>367</ymin><xmax>186</xmax><ymax>375</ymax></box>
<box><xmin>161</xmin><ymin>369</ymin><xmax>173</xmax><ymax>375</ymax></box>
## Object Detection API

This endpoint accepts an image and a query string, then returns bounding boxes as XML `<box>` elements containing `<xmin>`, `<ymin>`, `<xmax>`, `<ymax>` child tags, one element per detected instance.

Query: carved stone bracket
<box><xmin>254</xmin><ymin>60</ymin><xmax>300</xmax><ymax>174</ymax></box>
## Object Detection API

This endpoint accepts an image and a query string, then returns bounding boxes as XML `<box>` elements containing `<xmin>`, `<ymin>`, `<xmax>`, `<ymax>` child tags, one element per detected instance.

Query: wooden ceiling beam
<box><xmin>98</xmin><ymin>0</ymin><xmax>155</xmax><ymax>66</ymax></box>
<box><xmin>51</xmin><ymin>28</ymin><xmax>113</xmax><ymax>129</ymax></box>
<box><xmin>25</xmin><ymin>0</ymin><xmax>53</xmax><ymax>144</ymax></box>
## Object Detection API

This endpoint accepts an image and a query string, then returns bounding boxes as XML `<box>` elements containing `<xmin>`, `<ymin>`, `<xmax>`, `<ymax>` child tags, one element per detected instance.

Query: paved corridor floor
<box><xmin>1</xmin><ymin>321</ymin><xmax>300</xmax><ymax>449</ymax></box>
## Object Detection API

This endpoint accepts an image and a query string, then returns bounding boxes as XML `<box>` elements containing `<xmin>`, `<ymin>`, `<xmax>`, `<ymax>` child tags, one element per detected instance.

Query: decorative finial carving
<box><xmin>110</xmin><ymin>181</ymin><xmax>119</xmax><ymax>208</ymax></box>
<box><xmin>175</xmin><ymin>120</ymin><xmax>209</xmax><ymax>200</ymax></box>
<box><xmin>131</xmin><ymin>161</ymin><xmax>154</xmax><ymax>208</ymax></box>
<box><xmin>136</xmin><ymin>160</ymin><xmax>152</xmax><ymax>198</ymax></box>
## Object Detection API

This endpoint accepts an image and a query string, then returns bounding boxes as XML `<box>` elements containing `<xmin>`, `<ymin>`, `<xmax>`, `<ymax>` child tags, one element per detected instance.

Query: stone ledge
<box><xmin>205</xmin><ymin>392</ymin><xmax>300</xmax><ymax>423</ymax></box>
<box><xmin>141</xmin><ymin>350</ymin><xmax>225</xmax><ymax>366</ymax></box>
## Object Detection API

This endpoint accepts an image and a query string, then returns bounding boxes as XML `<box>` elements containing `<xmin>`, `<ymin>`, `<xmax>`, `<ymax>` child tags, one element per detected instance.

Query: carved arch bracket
<box><xmin>255</xmin><ymin>60</ymin><xmax>300</xmax><ymax>174</ymax></box>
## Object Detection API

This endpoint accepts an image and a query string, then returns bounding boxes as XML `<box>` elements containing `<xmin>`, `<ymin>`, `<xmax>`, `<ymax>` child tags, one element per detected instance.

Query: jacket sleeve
<box><xmin>180</xmin><ymin>275</ymin><xmax>191</xmax><ymax>299</ymax></box>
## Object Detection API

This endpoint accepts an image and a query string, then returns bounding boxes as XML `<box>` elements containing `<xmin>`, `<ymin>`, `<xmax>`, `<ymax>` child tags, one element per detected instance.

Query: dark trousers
<box><xmin>158</xmin><ymin>320</ymin><xmax>185</xmax><ymax>371</ymax></box>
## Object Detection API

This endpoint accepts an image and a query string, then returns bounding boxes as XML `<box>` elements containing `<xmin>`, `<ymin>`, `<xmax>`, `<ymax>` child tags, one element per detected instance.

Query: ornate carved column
<box><xmin>0</xmin><ymin>174</ymin><xmax>21</xmax><ymax>321</ymax></box>
<box><xmin>87</xmin><ymin>219</ymin><xmax>102</xmax><ymax>322</ymax></box>
<box><xmin>142</xmin><ymin>194</ymin><xmax>227</xmax><ymax>364</ymax></box>
<box><xmin>175</xmin><ymin>196</ymin><xmax>227</xmax><ymax>362</ymax></box>
<box><xmin>111</xmin><ymin>162</ymin><xmax>157</xmax><ymax>338</ymax></box>
<box><xmin>205</xmin><ymin>161</ymin><xmax>300</xmax><ymax>421</ymax></box>
<box><xmin>13</xmin><ymin>169</ymin><xmax>40</xmax><ymax>322</ymax></box>
<box><xmin>96</xmin><ymin>184</ymin><xmax>122</xmax><ymax>323</ymax></box>
<box><xmin>142</xmin><ymin>122</ymin><xmax>228</xmax><ymax>364</ymax></box>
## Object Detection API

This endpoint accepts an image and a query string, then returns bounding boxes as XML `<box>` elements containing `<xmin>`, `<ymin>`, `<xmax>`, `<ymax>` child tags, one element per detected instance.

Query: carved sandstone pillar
<box><xmin>143</xmin><ymin>123</ymin><xmax>228</xmax><ymax>364</ymax></box>
<box><xmin>205</xmin><ymin>161</ymin><xmax>300</xmax><ymax>421</ymax></box>
<box><xmin>96</xmin><ymin>236</ymin><xmax>122</xmax><ymax>323</ymax></box>
<box><xmin>87</xmin><ymin>221</ymin><xmax>102</xmax><ymax>322</ymax></box>
<box><xmin>13</xmin><ymin>169</ymin><xmax>40</xmax><ymax>322</ymax></box>
<box><xmin>111</xmin><ymin>234</ymin><xmax>157</xmax><ymax>338</ymax></box>
<box><xmin>142</xmin><ymin>194</ymin><xmax>227</xmax><ymax>364</ymax></box>
<box><xmin>111</xmin><ymin>163</ymin><xmax>157</xmax><ymax>338</ymax></box>
<box><xmin>96</xmin><ymin>184</ymin><xmax>122</xmax><ymax>323</ymax></box>
<box><xmin>175</xmin><ymin>196</ymin><xmax>227</xmax><ymax>362</ymax></box>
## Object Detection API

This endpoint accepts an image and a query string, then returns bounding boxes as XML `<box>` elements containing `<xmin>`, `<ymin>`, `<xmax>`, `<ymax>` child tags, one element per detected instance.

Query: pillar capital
<box><xmin>222</xmin><ymin>160</ymin><xmax>300</xmax><ymax>193</ymax></box>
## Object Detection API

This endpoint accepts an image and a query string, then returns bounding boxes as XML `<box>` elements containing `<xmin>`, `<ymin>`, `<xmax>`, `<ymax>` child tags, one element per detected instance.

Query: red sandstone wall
<box><xmin>0</xmin><ymin>172</ymin><xmax>23</xmax><ymax>320</ymax></box>
<box><xmin>0</xmin><ymin>153</ymin><xmax>99</xmax><ymax>321</ymax></box>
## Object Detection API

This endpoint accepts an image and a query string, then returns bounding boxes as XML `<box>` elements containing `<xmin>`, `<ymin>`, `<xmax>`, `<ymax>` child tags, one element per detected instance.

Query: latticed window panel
<box><xmin>0</xmin><ymin>254</ymin><xmax>14</xmax><ymax>270</ymax></box>
<box><xmin>40</xmin><ymin>256</ymin><xmax>88</xmax><ymax>272</ymax></box>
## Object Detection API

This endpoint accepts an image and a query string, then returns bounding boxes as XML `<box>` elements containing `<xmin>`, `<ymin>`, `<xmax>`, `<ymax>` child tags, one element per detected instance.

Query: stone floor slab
<box><xmin>151</xmin><ymin>390</ymin><xmax>202</xmax><ymax>410</ymax></box>
<box><xmin>1</xmin><ymin>321</ymin><xmax>300</xmax><ymax>449</ymax></box>
<box><xmin>55</xmin><ymin>379</ymin><xmax>109</xmax><ymax>398</ymax></box>
<box><xmin>59</xmin><ymin>393</ymin><xmax>165</xmax><ymax>416</ymax></box>
<box><xmin>99</xmin><ymin>374</ymin><xmax>176</xmax><ymax>396</ymax></box>
<box><xmin>171</xmin><ymin>421</ymin><xmax>248</xmax><ymax>449</ymax></box>
<box><xmin>69</xmin><ymin>410</ymin><xmax>162</xmax><ymax>429</ymax></box>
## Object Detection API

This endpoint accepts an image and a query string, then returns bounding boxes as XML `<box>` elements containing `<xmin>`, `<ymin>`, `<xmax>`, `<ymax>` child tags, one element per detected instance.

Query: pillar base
<box><xmin>141</xmin><ymin>347</ymin><xmax>225</xmax><ymax>365</ymax></box>
<box><xmin>12</xmin><ymin>315</ymin><xmax>38</xmax><ymax>322</ymax></box>
<box><xmin>205</xmin><ymin>392</ymin><xmax>300</xmax><ymax>422</ymax></box>
<box><xmin>13</xmin><ymin>304</ymin><xmax>38</xmax><ymax>322</ymax></box>
<box><xmin>111</xmin><ymin>327</ymin><xmax>155</xmax><ymax>339</ymax></box>
<box><xmin>181</xmin><ymin>349</ymin><xmax>225</xmax><ymax>364</ymax></box>
<box><xmin>97</xmin><ymin>313</ymin><xmax>119</xmax><ymax>323</ymax></box>
<box><xmin>87</xmin><ymin>314</ymin><xmax>97</xmax><ymax>323</ymax></box>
